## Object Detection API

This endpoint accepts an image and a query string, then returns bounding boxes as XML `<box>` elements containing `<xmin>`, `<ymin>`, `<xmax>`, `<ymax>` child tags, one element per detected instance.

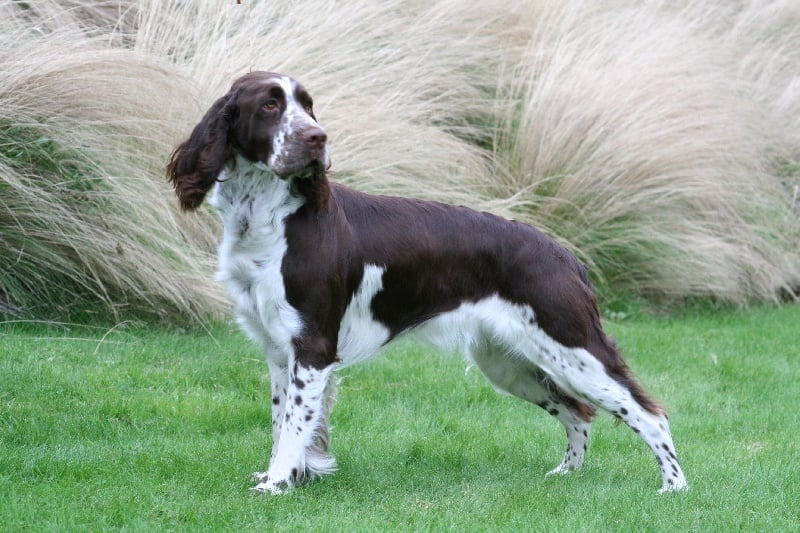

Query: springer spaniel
<box><xmin>167</xmin><ymin>71</ymin><xmax>687</xmax><ymax>494</ymax></box>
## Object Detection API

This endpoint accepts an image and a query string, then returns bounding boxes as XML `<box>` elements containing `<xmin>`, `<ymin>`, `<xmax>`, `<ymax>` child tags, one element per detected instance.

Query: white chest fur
<box><xmin>210</xmin><ymin>158</ymin><xmax>305</xmax><ymax>362</ymax></box>
<box><xmin>208</xmin><ymin>158</ymin><xmax>392</xmax><ymax>368</ymax></box>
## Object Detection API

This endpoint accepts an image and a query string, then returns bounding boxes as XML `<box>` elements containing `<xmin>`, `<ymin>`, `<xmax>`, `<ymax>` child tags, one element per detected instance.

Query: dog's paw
<box><xmin>657</xmin><ymin>477</ymin><xmax>689</xmax><ymax>494</ymax></box>
<box><xmin>545</xmin><ymin>463</ymin><xmax>578</xmax><ymax>477</ymax></box>
<box><xmin>250</xmin><ymin>470</ymin><xmax>297</xmax><ymax>495</ymax></box>
<box><xmin>251</xmin><ymin>479</ymin><xmax>292</xmax><ymax>494</ymax></box>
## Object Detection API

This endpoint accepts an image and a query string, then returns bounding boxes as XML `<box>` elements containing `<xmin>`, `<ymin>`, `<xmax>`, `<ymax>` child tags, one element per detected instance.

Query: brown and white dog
<box><xmin>167</xmin><ymin>71</ymin><xmax>687</xmax><ymax>494</ymax></box>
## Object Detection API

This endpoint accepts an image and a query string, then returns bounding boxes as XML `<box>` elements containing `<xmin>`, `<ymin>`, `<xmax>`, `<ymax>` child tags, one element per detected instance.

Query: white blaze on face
<box><xmin>267</xmin><ymin>77</ymin><xmax>292</xmax><ymax>171</ymax></box>
<box><xmin>267</xmin><ymin>76</ymin><xmax>328</xmax><ymax>174</ymax></box>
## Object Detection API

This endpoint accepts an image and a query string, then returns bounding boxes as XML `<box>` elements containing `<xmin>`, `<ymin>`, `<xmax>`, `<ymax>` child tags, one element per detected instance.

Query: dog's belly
<box><xmin>335</xmin><ymin>265</ymin><xmax>550</xmax><ymax>372</ymax></box>
<box><xmin>409</xmin><ymin>295</ymin><xmax>537</xmax><ymax>353</ymax></box>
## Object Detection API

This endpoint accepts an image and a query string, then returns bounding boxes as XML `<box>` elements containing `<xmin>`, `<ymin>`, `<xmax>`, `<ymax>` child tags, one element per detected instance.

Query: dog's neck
<box><xmin>210</xmin><ymin>153</ymin><xmax>330</xmax><ymax>216</ymax></box>
<box><xmin>210</xmin><ymin>154</ymin><xmax>305</xmax><ymax>228</ymax></box>
<box><xmin>292</xmin><ymin>172</ymin><xmax>330</xmax><ymax>212</ymax></box>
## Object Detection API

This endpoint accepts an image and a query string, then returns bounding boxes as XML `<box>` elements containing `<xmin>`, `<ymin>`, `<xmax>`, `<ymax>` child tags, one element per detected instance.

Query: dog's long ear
<box><xmin>167</xmin><ymin>90</ymin><xmax>239</xmax><ymax>211</ymax></box>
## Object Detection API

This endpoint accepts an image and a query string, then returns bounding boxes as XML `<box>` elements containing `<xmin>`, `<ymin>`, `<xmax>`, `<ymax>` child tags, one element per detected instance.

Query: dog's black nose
<box><xmin>303</xmin><ymin>127</ymin><xmax>327</xmax><ymax>148</ymax></box>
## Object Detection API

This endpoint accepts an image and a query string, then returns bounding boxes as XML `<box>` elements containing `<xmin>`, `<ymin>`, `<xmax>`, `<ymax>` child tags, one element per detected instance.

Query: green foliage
<box><xmin>1</xmin><ymin>123</ymin><xmax>94</xmax><ymax>192</ymax></box>
<box><xmin>0</xmin><ymin>122</ymin><xmax>103</xmax><ymax>318</ymax></box>
<box><xmin>1</xmin><ymin>306</ymin><xmax>799</xmax><ymax>530</ymax></box>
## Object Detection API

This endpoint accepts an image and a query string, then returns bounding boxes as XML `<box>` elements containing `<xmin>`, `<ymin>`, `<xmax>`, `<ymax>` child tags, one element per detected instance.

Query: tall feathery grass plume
<box><xmin>480</xmin><ymin>0</ymin><xmax>799</xmax><ymax>303</ymax></box>
<box><xmin>0</xmin><ymin>1</ymin><xmax>225</xmax><ymax>321</ymax></box>
<box><xmin>1</xmin><ymin>0</ymin><xmax>502</xmax><ymax>320</ymax></box>
<box><xmin>132</xmin><ymin>0</ymin><xmax>500</xmax><ymax>204</ymax></box>
<box><xmin>1</xmin><ymin>0</ymin><xmax>798</xmax><ymax>322</ymax></box>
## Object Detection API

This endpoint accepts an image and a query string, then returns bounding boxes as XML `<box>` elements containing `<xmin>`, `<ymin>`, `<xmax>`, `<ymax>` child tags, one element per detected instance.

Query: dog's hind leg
<box><xmin>512</xmin><ymin>331</ymin><xmax>687</xmax><ymax>493</ymax></box>
<box><xmin>469</xmin><ymin>343</ymin><xmax>595</xmax><ymax>477</ymax></box>
<box><xmin>540</xmin><ymin>386</ymin><xmax>595</xmax><ymax>477</ymax></box>
<box><xmin>572</xmin><ymin>371</ymin><xmax>688</xmax><ymax>494</ymax></box>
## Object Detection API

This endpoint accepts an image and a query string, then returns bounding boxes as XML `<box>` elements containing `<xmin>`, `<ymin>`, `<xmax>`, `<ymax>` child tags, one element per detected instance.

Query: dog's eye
<box><xmin>263</xmin><ymin>98</ymin><xmax>279</xmax><ymax>110</ymax></box>
<box><xmin>304</xmin><ymin>104</ymin><xmax>313</xmax><ymax>115</ymax></box>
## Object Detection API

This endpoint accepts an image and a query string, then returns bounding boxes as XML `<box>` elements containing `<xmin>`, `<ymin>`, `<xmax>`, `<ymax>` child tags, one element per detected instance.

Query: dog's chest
<box><xmin>208</xmin><ymin>161</ymin><xmax>440</xmax><ymax>367</ymax></box>
<box><xmin>216</xmin><ymin>207</ymin><xmax>285</xmax><ymax>301</ymax></box>
<box><xmin>211</xmin><ymin>163</ymin><xmax>305</xmax><ymax>356</ymax></box>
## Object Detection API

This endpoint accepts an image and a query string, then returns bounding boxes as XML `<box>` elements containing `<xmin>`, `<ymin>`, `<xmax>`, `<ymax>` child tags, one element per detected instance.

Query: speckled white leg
<box><xmin>519</xmin><ymin>342</ymin><xmax>687</xmax><ymax>492</ymax></box>
<box><xmin>449</xmin><ymin>298</ymin><xmax>686</xmax><ymax>493</ymax></box>
<box><xmin>252</xmin><ymin>363</ymin><xmax>337</xmax><ymax>493</ymax></box>
<box><xmin>468</xmin><ymin>342</ymin><xmax>594</xmax><ymax>478</ymax></box>
<box><xmin>267</xmin><ymin>361</ymin><xmax>289</xmax><ymax>460</ymax></box>
<box><xmin>546</xmin><ymin>418</ymin><xmax>591</xmax><ymax>476</ymax></box>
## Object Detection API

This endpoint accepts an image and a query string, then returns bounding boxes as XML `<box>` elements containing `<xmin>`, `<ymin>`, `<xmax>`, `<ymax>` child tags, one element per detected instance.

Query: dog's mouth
<box><xmin>288</xmin><ymin>158</ymin><xmax>327</xmax><ymax>180</ymax></box>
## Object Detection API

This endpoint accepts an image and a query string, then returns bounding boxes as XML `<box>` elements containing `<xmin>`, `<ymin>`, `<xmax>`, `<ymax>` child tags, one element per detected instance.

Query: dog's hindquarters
<box><xmin>468</xmin><ymin>339</ymin><xmax>595</xmax><ymax>476</ymax></box>
<box><xmin>487</xmin><ymin>277</ymin><xmax>687</xmax><ymax>492</ymax></box>
<box><xmin>408</xmin><ymin>261</ymin><xmax>687</xmax><ymax>493</ymax></box>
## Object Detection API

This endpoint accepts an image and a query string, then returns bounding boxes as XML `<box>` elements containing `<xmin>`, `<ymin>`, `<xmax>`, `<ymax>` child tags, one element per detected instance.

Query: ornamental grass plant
<box><xmin>1</xmin><ymin>0</ymin><xmax>798</xmax><ymax>320</ymax></box>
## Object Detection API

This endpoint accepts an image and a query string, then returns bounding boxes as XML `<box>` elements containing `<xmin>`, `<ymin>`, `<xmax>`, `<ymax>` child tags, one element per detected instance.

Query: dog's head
<box><xmin>167</xmin><ymin>71</ymin><xmax>329</xmax><ymax>211</ymax></box>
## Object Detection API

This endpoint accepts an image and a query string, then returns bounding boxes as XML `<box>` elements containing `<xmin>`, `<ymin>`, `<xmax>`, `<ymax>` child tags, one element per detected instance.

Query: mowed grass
<box><xmin>1</xmin><ymin>306</ymin><xmax>798</xmax><ymax>531</ymax></box>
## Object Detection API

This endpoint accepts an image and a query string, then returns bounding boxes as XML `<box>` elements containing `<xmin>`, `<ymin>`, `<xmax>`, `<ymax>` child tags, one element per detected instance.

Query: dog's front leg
<box><xmin>267</xmin><ymin>360</ymin><xmax>289</xmax><ymax>459</ymax></box>
<box><xmin>250</xmin><ymin>359</ymin><xmax>289</xmax><ymax>485</ymax></box>
<box><xmin>252</xmin><ymin>356</ymin><xmax>336</xmax><ymax>494</ymax></box>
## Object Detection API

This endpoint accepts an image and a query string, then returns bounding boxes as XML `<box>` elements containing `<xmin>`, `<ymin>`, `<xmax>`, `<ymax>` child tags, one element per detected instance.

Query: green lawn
<box><xmin>1</xmin><ymin>305</ymin><xmax>798</xmax><ymax>531</ymax></box>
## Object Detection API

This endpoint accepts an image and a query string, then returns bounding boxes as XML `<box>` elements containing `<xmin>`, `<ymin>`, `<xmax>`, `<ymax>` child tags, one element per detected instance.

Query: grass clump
<box><xmin>480</xmin><ymin>1</ymin><xmax>800</xmax><ymax>302</ymax></box>
<box><xmin>0</xmin><ymin>3</ymin><xmax>225</xmax><ymax>322</ymax></box>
